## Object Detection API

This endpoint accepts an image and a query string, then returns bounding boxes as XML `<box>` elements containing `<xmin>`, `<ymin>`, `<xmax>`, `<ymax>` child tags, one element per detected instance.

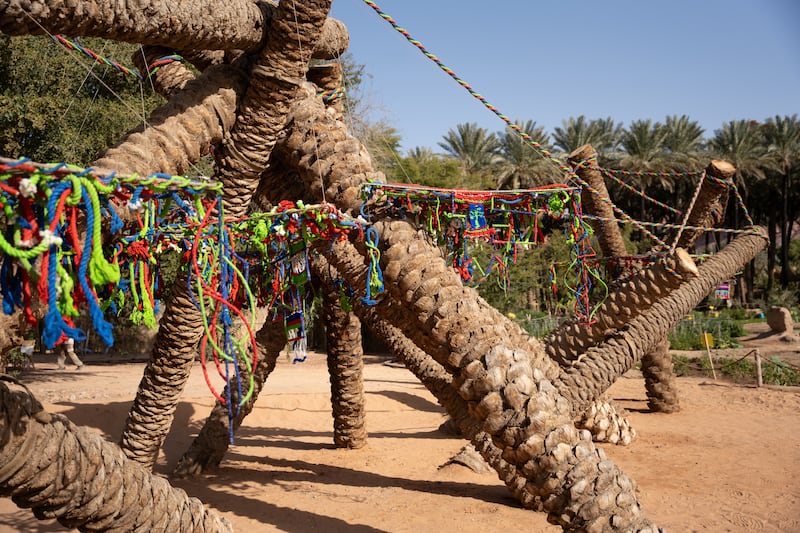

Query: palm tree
<box><xmin>614</xmin><ymin>119</ymin><xmax>670</xmax><ymax>223</ymax></box>
<box><xmin>552</xmin><ymin>115</ymin><xmax>622</xmax><ymax>155</ymax></box>
<box><xmin>663</xmin><ymin>114</ymin><xmax>706</xmax><ymax>169</ymax></box>
<box><xmin>437</xmin><ymin>122</ymin><xmax>500</xmax><ymax>184</ymax></box>
<box><xmin>762</xmin><ymin>114</ymin><xmax>800</xmax><ymax>289</ymax></box>
<box><xmin>495</xmin><ymin>119</ymin><xmax>561</xmax><ymax>189</ymax></box>
<box><xmin>709</xmin><ymin>120</ymin><xmax>767</xmax><ymax>198</ymax></box>
<box><xmin>661</xmin><ymin>114</ymin><xmax>707</xmax><ymax>213</ymax></box>
<box><xmin>709</xmin><ymin>120</ymin><xmax>768</xmax><ymax>303</ymax></box>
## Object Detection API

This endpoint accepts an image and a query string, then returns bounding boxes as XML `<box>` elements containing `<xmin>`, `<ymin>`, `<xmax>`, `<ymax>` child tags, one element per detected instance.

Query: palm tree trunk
<box><xmin>780</xmin><ymin>167</ymin><xmax>790</xmax><ymax>288</ymax></box>
<box><xmin>101</xmin><ymin>60</ymin><xmax>248</xmax><ymax>468</ymax></box>
<box><xmin>0</xmin><ymin>0</ymin><xmax>348</xmax><ymax>59</ymax></box>
<box><xmin>576</xmin><ymin>397</ymin><xmax>637</xmax><ymax>445</ymax></box>
<box><xmin>93</xmin><ymin>61</ymin><xmax>247</xmax><ymax>177</ymax></box>
<box><xmin>356</xmin><ymin>301</ymin><xmax>545</xmax><ymax>511</ymax></box>
<box><xmin>674</xmin><ymin>160</ymin><xmax>733</xmax><ymax>250</ymax></box>
<box><xmin>120</xmin><ymin>272</ymin><xmax>206</xmax><ymax>467</ymax></box>
<box><xmin>213</xmin><ymin>0</ymin><xmax>332</xmax><ymax>219</ymax></box>
<box><xmin>640</xmin><ymin>159</ymin><xmax>733</xmax><ymax>413</ymax></box>
<box><xmin>640</xmin><ymin>339</ymin><xmax>678</xmax><ymax>413</ymax></box>
<box><xmin>271</xmin><ymin>94</ymin><xmax>658</xmax><ymax>530</ymax></box>
<box><xmin>0</xmin><ymin>377</ymin><xmax>232</xmax><ymax>532</ymax></box>
<box><xmin>766</xmin><ymin>210</ymin><xmax>777</xmax><ymax>301</ymax></box>
<box><xmin>556</xmin><ymin>228</ymin><xmax>768</xmax><ymax>416</ymax></box>
<box><xmin>568</xmin><ymin>144</ymin><xmax>627</xmax><ymax>259</ymax></box>
<box><xmin>320</xmin><ymin>262</ymin><xmax>368</xmax><ymax>449</ymax></box>
<box><xmin>544</xmin><ymin>249</ymin><xmax>698</xmax><ymax>366</ymax></box>
<box><xmin>174</xmin><ymin>313</ymin><xmax>287</xmax><ymax>478</ymax></box>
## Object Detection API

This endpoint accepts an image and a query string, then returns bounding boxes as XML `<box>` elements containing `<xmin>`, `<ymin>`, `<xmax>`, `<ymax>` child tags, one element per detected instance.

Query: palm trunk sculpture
<box><xmin>0</xmin><ymin>376</ymin><xmax>232</xmax><ymax>532</ymax></box>
<box><xmin>0</xmin><ymin>0</ymin><xmax>769</xmax><ymax>531</ymax></box>
<box><xmin>561</xmin><ymin>145</ymin><xmax>734</xmax><ymax>413</ymax></box>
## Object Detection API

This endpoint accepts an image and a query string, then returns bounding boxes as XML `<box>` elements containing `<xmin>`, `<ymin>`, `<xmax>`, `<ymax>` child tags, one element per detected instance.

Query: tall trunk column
<box><xmin>320</xmin><ymin>259</ymin><xmax>368</xmax><ymax>449</ymax></box>
<box><xmin>568</xmin><ymin>144</ymin><xmax>627</xmax><ymax>259</ymax></box>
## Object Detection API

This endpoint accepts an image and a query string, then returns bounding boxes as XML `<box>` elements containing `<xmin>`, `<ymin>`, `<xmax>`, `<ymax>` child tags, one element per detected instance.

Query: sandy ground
<box><xmin>1</xmin><ymin>324</ymin><xmax>799</xmax><ymax>532</ymax></box>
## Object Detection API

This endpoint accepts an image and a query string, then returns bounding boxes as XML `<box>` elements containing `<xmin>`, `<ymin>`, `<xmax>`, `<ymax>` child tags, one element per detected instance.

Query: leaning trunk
<box><xmin>544</xmin><ymin>249</ymin><xmax>697</xmax><ymax>366</ymax></box>
<box><xmin>0</xmin><ymin>0</ymin><xmax>348</xmax><ymax>58</ymax></box>
<box><xmin>270</xmin><ymin>91</ymin><xmax>658</xmax><ymax>530</ymax></box>
<box><xmin>93</xmin><ymin>61</ymin><xmax>247</xmax><ymax>178</ymax></box>
<box><xmin>110</xmin><ymin>62</ymin><xmax>247</xmax><ymax>468</ymax></box>
<box><xmin>121</xmin><ymin>0</ymin><xmax>332</xmax><ymax>469</ymax></box>
<box><xmin>0</xmin><ymin>377</ymin><xmax>232</xmax><ymax>532</ymax></box>
<box><xmin>568</xmin><ymin>144</ymin><xmax>627</xmax><ymax>259</ymax></box>
<box><xmin>556</xmin><ymin>228</ymin><xmax>768</xmax><ymax>416</ymax></box>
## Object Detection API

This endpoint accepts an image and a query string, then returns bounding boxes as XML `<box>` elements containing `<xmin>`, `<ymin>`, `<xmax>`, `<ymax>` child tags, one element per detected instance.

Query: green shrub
<box><xmin>672</xmin><ymin>354</ymin><xmax>690</xmax><ymax>376</ymax></box>
<box><xmin>762</xmin><ymin>356</ymin><xmax>800</xmax><ymax>386</ymax></box>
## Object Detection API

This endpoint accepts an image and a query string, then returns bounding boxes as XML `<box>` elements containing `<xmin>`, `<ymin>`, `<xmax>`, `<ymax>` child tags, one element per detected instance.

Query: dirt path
<box><xmin>2</xmin><ymin>345</ymin><xmax>799</xmax><ymax>532</ymax></box>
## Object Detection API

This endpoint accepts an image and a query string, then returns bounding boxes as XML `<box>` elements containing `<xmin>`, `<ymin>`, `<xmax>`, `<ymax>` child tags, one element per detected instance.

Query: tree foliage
<box><xmin>0</xmin><ymin>35</ymin><xmax>163</xmax><ymax>165</ymax></box>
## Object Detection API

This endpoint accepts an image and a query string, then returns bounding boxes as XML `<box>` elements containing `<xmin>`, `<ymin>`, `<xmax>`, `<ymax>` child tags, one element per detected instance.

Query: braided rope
<box><xmin>52</xmin><ymin>35</ymin><xmax>183</xmax><ymax>80</ymax></box>
<box><xmin>582</xmin><ymin>215</ymin><xmax>763</xmax><ymax>237</ymax></box>
<box><xmin>361</xmin><ymin>0</ymin><xmax>576</xmax><ymax>180</ymax></box>
<box><xmin>669</xmin><ymin>170</ymin><xmax>707</xmax><ymax>253</ymax></box>
<box><xmin>600</xmin><ymin>167</ymin><xmax>705</xmax><ymax>181</ymax></box>
<box><xmin>599</xmin><ymin>168</ymin><xmax>682</xmax><ymax>216</ymax></box>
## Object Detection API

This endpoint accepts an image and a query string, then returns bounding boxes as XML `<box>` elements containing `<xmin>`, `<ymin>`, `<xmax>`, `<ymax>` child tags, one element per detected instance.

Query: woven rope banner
<box><xmin>0</xmin><ymin>157</ymin><xmax>379</xmax><ymax>427</ymax></box>
<box><xmin>361</xmin><ymin>181</ymin><xmax>603</xmax><ymax>323</ymax></box>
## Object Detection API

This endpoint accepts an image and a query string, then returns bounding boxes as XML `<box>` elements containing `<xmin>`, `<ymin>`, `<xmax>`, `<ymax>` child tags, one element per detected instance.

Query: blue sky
<box><xmin>329</xmin><ymin>0</ymin><xmax>800</xmax><ymax>154</ymax></box>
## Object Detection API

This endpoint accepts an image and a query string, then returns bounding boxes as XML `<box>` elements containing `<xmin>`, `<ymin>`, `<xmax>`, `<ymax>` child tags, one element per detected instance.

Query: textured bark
<box><xmin>214</xmin><ymin>0</ymin><xmax>332</xmax><ymax>219</ymax></box>
<box><xmin>120</xmin><ymin>273</ymin><xmax>205</xmax><ymax>468</ymax></box>
<box><xmin>173</xmin><ymin>315</ymin><xmax>287</xmax><ymax>478</ymax></box>
<box><xmin>321</xmin><ymin>262</ymin><xmax>368</xmax><ymax>449</ymax></box>
<box><xmin>556</xmin><ymin>228</ymin><xmax>768</xmax><ymax>416</ymax></box>
<box><xmin>576</xmin><ymin>397</ymin><xmax>637</xmax><ymax>445</ymax></box>
<box><xmin>109</xmin><ymin>60</ymin><xmax>248</xmax><ymax>469</ymax></box>
<box><xmin>0</xmin><ymin>0</ymin><xmax>348</xmax><ymax>59</ymax></box>
<box><xmin>568</xmin><ymin>143</ymin><xmax>683</xmax><ymax>415</ymax></box>
<box><xmin>93</xmin><ymin>61</ymin><xmax>247</xmax><ymax>177</ymax></box>
<box><xmin>0</xmin><ymin>377</ymin><xmax>232</xmax><ymax>532</ymax></box>
<box><xmin>356</xmin><ymin>301</ymin><xmax>545</xmax><ymax>511</ymax></box>
<box><xmin>275</xmin><ymin>89</ymin><xmax>558</xmax><ymax>377</ymax></box>
<box><xmin>271</xmin><ymin>91</ymin><xmax>659</xmax><ymax>531</ymax></box>
<box><xmin>674</xmin><ymin>160</ymin><xmax>733</xmax><ymax>250</ymax></box>
<box><xmin>640</xmin><ymin>340</ymin><xmax>679</xmax><ymax>413</ymax></box>
<box><xmin>544</xmin><ymin>249</ymin><xmax>698</xmax><ymax>366</ymax></box>
<box><xmin>568</xmin><ymin>144</ymin><xmax>627</xmax><ymax>258</ymax></box>
<box><xmin>639</xmin><ymin>159</ymin><xmax>732</xmax><ymax>413</ymax></box>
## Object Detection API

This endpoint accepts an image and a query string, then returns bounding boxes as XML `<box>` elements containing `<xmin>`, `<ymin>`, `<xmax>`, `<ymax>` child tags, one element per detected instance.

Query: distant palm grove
<box><xmin>358</xmin><ymin>112</ymin><xmax>799</xmax><ymax>312</ymax></box>
<box><xmin>1</xmin><ymin>36</ymin><xmax>797</xmax><ymax>312</ymax></box>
